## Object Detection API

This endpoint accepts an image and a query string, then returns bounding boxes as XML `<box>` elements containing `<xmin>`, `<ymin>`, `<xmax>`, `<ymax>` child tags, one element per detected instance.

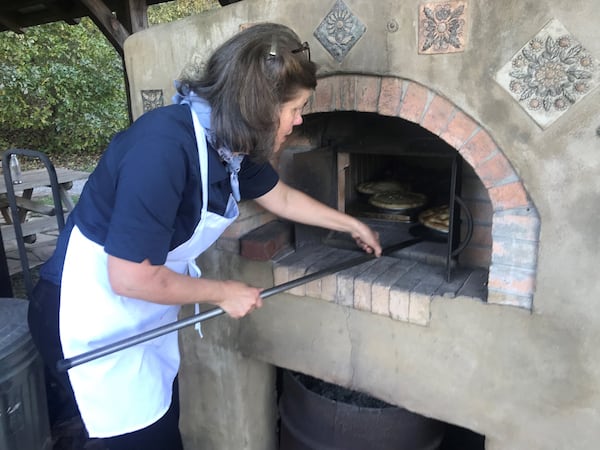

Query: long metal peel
<box><xmin>56</xmin><ymin>238</ymin><xmax>421</xmax><ymax>372</ymax></box>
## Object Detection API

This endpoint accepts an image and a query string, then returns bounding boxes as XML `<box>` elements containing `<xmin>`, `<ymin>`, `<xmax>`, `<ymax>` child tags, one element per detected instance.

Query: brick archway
<box><xmin>306</xmin><ymin>74</ymin><xmax>540</xmax><ymax>309</ymax></box>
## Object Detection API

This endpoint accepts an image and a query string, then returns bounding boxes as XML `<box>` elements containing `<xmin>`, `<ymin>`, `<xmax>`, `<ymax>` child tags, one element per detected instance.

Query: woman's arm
<box><xmin>107</xmin><ymin>256</ymin><xmax>263</xmax><ymax>318</ymax></box>
<box><xmin>106</xmin><ymin>181</ymin><xmax>380</xmax><ymax>317</ymax></box>
<box><xmin>254</xmin><ymin>180</ymin><xmax>382</xmax><ymax>256</ymax></box>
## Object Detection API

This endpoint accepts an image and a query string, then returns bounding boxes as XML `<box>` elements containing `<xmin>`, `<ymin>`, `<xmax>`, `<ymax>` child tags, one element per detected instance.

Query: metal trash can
<box><xmin>0</xmin><ymin>298</ymin><xmax>51</xmax><ymax>450</ymax></box>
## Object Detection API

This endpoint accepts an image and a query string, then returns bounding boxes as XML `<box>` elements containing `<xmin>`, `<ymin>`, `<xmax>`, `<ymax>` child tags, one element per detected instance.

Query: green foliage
<box><xmin>0</xmin><ymin>19</ymin><xmax>129</xmax><ymax>156</ymax></box>
<box><xmin>148</xmin><ymin>0</ymin><xmax>220</xmax><ymax>24</ymax></box>
<box><xmin>0</xmin><ymin>0</ymin><xmax>220</xmax><ymax>160</ymax></box>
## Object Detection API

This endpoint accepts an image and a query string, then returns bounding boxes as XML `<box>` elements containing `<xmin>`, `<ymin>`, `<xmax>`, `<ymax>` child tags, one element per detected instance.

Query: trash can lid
<box><xmin>0</xmin><ymin>298</ymin><xmax>30</xmax><ymax>359</ymax></box>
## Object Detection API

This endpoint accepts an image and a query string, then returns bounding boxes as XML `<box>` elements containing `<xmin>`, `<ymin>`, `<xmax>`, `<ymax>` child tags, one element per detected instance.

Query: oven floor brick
<box><xmin>274</xmin><ymin>245</ymin><xmax>488</xmax><ymax>326</ymax></box>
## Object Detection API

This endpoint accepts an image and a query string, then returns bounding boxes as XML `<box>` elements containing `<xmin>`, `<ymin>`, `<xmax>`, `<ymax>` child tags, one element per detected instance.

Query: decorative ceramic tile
<box><xmin>141</xmin><ymin>89</ymin><xmax>164</xmax><ymax>112</ymax></box>
<box><xmin>314</xmin><ymin>0</ymin><xmax>366</xmax><ymax>63</ymax></box>
<box><xmin>418</xmin><ymin>1</ymin><xmax>468</xmax><ymax>55</ymax></box>
<box><xmin>495</xmin><ymin>18</ymin><xmax>599</xmax><ymax>129</ymax></box>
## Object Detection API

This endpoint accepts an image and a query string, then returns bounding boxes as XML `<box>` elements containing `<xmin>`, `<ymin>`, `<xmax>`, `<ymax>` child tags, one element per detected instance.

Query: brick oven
<box><xmin>124</xmin><ymin>1</ymin><xmax>600</xmax><ymax>449</ymax></box>
<box><xmin>266</xmin><ymin>109</ymin><xmax>491</xmax><ymax>328</ymax></box>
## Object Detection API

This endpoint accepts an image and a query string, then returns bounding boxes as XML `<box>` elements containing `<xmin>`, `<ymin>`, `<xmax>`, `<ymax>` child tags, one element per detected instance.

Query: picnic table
<box><xmin>0</xmin><ymin>167</ymin><xmax>89</xmax><ymax>241</ymax></box>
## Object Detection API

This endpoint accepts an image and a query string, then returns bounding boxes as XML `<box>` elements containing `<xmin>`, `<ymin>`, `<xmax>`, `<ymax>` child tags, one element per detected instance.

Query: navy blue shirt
<box><xmin>40</xmin><ymin>104</ymin><xmax>279</xmax><ymax>284</ymax></box>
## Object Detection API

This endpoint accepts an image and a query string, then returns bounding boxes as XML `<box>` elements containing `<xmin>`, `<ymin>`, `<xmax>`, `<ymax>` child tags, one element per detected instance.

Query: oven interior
<box><xmin>289</xmin><ymin>112</ymin><xmax>476</xmax><ymax>281</ymax></box>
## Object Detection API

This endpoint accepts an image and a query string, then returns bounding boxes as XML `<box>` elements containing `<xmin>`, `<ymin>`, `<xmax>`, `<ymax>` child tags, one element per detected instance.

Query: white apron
<box><xmin>59</xmin><ymin>109</ymin><xmax>239</xmax><ymax>437</ymax></box>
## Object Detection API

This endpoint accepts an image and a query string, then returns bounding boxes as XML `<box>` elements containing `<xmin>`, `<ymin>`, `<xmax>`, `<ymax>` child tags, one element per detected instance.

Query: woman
<box><xmin>28</xmin><ymin>23</ymin><xmax>381</xmax><ymax>449</ymax></box>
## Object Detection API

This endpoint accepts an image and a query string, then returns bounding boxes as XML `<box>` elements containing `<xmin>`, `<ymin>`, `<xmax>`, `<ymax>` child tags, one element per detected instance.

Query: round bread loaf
<box><xmin>418</xmin><ymin>205</ymin><xmax>450</xmax><ymax>233</ymax></box>
<box><xmin>356</xmin><ymin>180</ymin><xmax>410</xmax><ymax>195</ymax></box>
<box><xmin>368</xmin><ymin>191</ymin><xmax>427</xmax><ymax>211</ymax></box>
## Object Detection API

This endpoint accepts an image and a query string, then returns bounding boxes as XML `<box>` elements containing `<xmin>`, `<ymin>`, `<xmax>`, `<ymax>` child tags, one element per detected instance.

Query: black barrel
<box><xmin>0</xmin><ymin>298</ymin><xmax>51</xmax><ymax>450</ymax></box>
<box><xmin>279</xmin><ymin>370</ymin><xmax>446</xmax><ymax>450</ymax></box>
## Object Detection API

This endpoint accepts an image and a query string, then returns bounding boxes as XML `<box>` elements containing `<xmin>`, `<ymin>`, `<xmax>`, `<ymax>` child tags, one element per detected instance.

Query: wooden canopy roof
<box><xmin>0</xmin><ymin>0</ymin><xmax>241</xmax><ymax>56</ymax></box>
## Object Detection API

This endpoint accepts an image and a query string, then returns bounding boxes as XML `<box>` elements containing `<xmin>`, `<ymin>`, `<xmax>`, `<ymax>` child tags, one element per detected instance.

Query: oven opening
<box><xmin>286</xmin><ymin>112</ymin><xmax>489</xmax><ymax>292</ymax></box>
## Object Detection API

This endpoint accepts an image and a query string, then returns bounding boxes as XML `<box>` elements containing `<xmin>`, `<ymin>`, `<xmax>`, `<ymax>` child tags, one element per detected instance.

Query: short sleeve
<box><xmin>238</xmin><ymin>158</ymin><xmax>279</xmax><ymax>200</ymax></box>
<box><xmin>104</xmin><ymin>139</ymin><xmax>190</xmax><ymax>264</ymax></box>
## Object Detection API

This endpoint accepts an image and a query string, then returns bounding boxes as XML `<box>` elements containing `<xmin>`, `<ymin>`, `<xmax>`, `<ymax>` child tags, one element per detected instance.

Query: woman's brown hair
<box><xmin>177</xmin><ymin>23</ymin><xmax>317</xmax><ymax>163</ymax></box>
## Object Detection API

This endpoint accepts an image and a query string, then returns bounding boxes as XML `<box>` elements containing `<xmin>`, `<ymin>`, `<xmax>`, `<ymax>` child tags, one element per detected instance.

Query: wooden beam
<box><xmin>0</xmin><ymin>9</ymin><xmax>77</xmax><ymax>31</ymax></box>
<box><xmin>0</xmin><ymin>13</ymin><xmax>24</xmax><ymax>33</ymax></box>
<box><xmin>114</xmin><ymin>0</ymin><xmax>149</xmax><ymax>125</ymax></box>
<box><xmin>46</xmin><ymin>0</ymin><xmax>81</xmax><ymax>26</ymax></box>
<box><xmin>80</xmin><ymin>0</ymin><xmax>130</xmax><ymax>56</ymax></box>
<box><xmin>122</xmin><ymin>0</ymin><xmax>148</xmax><ymax>34</ymax></box>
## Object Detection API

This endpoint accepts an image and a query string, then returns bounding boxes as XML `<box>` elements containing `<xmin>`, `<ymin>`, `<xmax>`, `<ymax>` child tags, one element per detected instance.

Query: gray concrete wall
<box><xmin>124</xmin><ymin>1</ymin><xmax>600</xmax><ymax>449</ymax></box>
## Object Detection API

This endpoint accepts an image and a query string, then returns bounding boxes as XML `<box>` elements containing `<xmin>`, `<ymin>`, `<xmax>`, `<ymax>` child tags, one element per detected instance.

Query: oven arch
<box><xmin>306</xmin><ymin>74</ymin><xmax>540</xmax><ymax>309</ymax></box>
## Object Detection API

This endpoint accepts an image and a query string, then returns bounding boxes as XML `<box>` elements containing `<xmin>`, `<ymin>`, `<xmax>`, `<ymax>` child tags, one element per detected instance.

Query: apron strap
<box><xmin>190</xmin><ymin>108</ymin><xmax>209</xmax><ymax>338</ymax></box>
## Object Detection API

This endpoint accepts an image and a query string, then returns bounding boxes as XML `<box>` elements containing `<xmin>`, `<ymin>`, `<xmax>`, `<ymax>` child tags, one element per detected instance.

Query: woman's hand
<box><xmin>213</xmin><ymin>280</ymin><xmax>263</xmax><ymax>319</ymax></box>
<box><xmin>350</xmin><ymin>221</ymin><xmax>382</xmax><ymax>257</ymax></box>
<box><xmin>256</xmin><ymin>180</ymin><xmax>383</xmax><ymax>257</ymax></box>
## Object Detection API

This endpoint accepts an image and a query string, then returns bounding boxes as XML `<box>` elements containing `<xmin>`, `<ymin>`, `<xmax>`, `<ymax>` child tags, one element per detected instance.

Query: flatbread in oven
<box><xmin>418</xmin><ymin>205</ymin><xmax>450</xmax><ymax>233</ymax></box>
<box><xmin>368</xmin><ymin>191</ymin><xmax>427</xmax><ymax>212</ymax></box>
<box><xmin>356</xmin><ymin>180</ymin><xmax>410</xmax><ymax>195</ymax></box>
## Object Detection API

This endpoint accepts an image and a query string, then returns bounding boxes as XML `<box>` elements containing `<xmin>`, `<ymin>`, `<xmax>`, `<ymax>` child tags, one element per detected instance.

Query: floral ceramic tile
<box><xmin>495</xmin><ymin>18</ymin><xmax>599</xmax><ymax>129</ymax></box>
<box><xmin>314</xmin><ymin>0</ymin><xmax>366</xmax><ymax>63</ymax></box>
<box><xmin>418</xmin><ymin>1</ymin><xmax>468</xmax><ymax>55</ymax></box>
<box><xmin>141</xmin><ymin>89</ymin><xmax>164</xmax><ymax>112</ymax></box>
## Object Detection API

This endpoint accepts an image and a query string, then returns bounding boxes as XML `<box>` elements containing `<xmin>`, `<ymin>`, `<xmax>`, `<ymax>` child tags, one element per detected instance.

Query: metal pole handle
<box><xmin>56</xmin><ymin>239</ymin><xmax>421</xmax><ymax>372</ymax></box>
